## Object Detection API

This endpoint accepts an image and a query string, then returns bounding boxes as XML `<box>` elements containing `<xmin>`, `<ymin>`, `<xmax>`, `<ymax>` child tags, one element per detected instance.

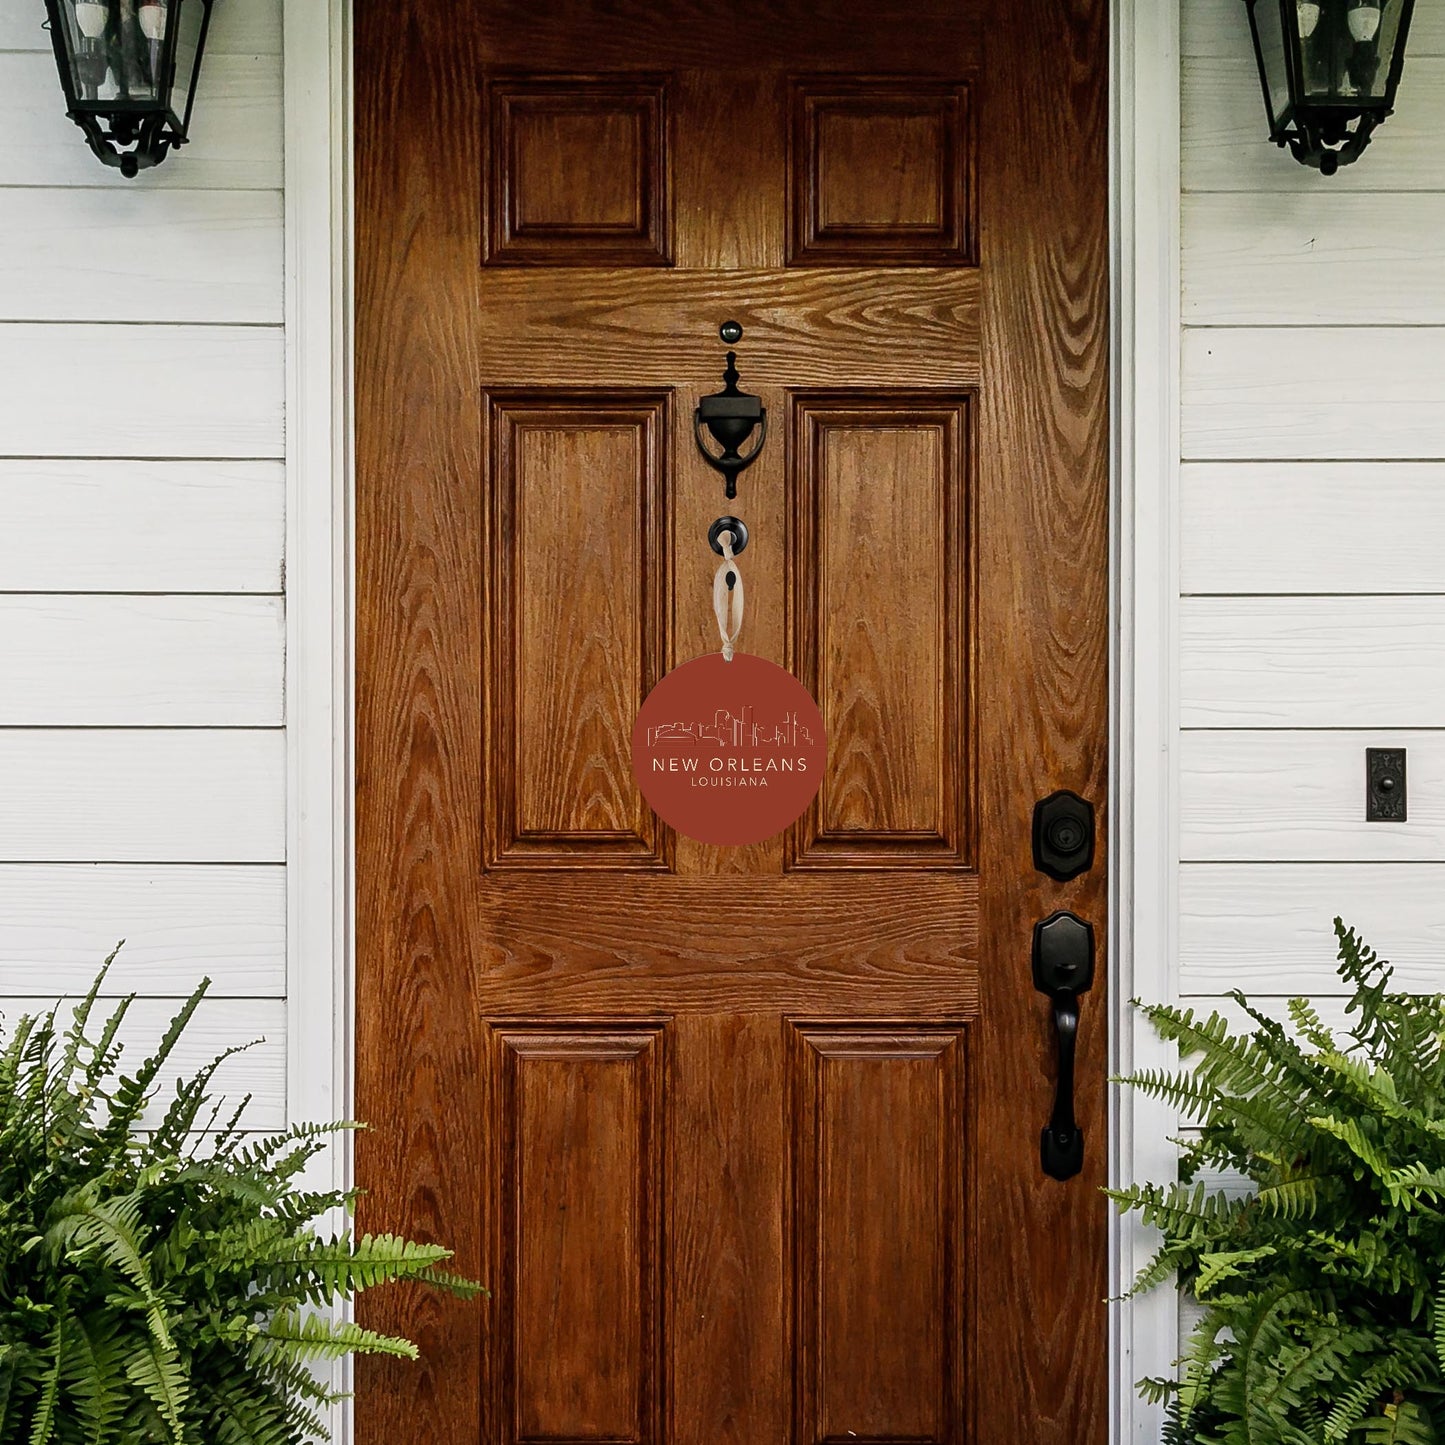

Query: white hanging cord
<box><xmin>712</xmin><ymin>529</ymin><xmax>745</xmax><ymax>662</ymax></box>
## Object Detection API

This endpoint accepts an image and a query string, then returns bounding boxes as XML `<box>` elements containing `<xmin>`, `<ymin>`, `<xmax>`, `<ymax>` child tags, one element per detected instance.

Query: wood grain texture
<box><xmin>470</xmin><ymin>1</ymin><xmax>984</xmax><ymax>71</ymax></box>
<box><xmin>476</xmin><ymin>268</ymin><xmax>982</xmax><ymax>386</ymax></box>
<box><xmin>487</xmin><ymin>391</ymin><xmax>668</xmax><ymax>869</ymax></box>
<box><xmin>1180</xmin><ymin>730</ymin><xmax>1445</xmax><ymax>862</ymax></box>
<box><xmin>972</xmin><ymin>0</ymin><xmax>1111</xmax><ymax>1438</ymax></box>
<box><xmin>1179</xmin><ymin>863</ymin><xmax>1445</xmax><ymax>996</ymax></box>
<box><xmin>357</xmin><ymin>5</ymin><xmax>1109</xmax><ymax>1444</ymax></box>
<box><xmin>473</xmin><ymin>875</ymin><xmax>982</xmax><ymax>1016</ymax></box>
<box><xmin>0</xmin><ymin>864</ymin><xmax>285</xmax><ymax>996</ymax></box>
<box><xmin>0</xmin><ymin>324</ymin><xmax>283</xmax><ymax>459</ymax></box>
<box><xmin>1182</xmin><ymin>597</ymin><xmax>1445</xmax><ymax>728</ymax></box>
<box><xmin>1180</xmin><ymin>462</ymin><xmax>1445</xmax><ymax>595</ymax></box>
<box><xmin>486</xmin><ymin>76</ymin><xmax>671</xmax><ymax>267</ymax></box>
<box><xmin>0</xmin><ymin>52</ymin><xmax>282</xmax><ymax>190</ymax></box>
<box><xmin>789</xmin><ymin>393</ymin><xmax>971</xmax><ymax>868</ymax></box>
<box><xmin>0</xmin><ymin>730</ymin><xmax>284</xmax><ymax>863</ymax></box>
<box><xmin>1182</xmin><ymin>57</ymin><xmax>1445</xmax><ymax>193</ymax></box>
<box><xmin>354</xmin><ymin>1</ymin><xmax>485</xmax><ymax>1439</ymax></box>
<box><xmin>1182</xmin><ymin>0</ymin><xmax>1445</xmax><ymax>58</ymax></box>
<box><xmin>0</xmin><ymin>595</ymin><xmax>283</xmax><ymax>725</ymax></box>
<box><xmin>0</xmin><ymin>460</ymin><xmax>284</xmax><ymax>593</ymax></box>
<box><xmin>0</xmin><ymin>190</ymin><xmax>283</xmax><ymax>324</ymax></box>
<box><xmin>0</xmin><ymin>997</ymin><xmax>285</xmax><ymax>1130</ymax></box>
<box><xmin>1182</xmin><ymin>327</ymin><xmax>1445</xmax><ymax>461</ymax></box>
<box><xmin>790</xmin><ymin>1024</ymin><xmax>968</xmax><ymax>1445</ymax></box>
<box><xmin>487</xmin><ymin>1024</ymin><xmax>665</xmax><ymax>1445</ymax></box>
<box><xmin>789</xmin><ymin>79</ymin><xmax>974</xmax><ymax>266</ymax></box>
<box><xmin>1183</xmin><ymin>194</ymin><xmax>1445</xmax><ymax>327</ymax></box>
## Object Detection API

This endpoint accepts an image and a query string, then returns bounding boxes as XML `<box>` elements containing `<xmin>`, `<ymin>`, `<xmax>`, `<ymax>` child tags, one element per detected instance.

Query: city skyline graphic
<box><xmin>645</xmin><ymin>703</ymin><xmax>816</xmax><ymax>752</ymax></box>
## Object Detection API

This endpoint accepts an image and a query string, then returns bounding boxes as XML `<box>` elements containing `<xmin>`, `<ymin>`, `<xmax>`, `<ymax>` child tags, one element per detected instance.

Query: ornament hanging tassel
<box><xmin>712</xmin><ymin>528</ymin><xmax>745</xmax><ymax>662</ymax></box>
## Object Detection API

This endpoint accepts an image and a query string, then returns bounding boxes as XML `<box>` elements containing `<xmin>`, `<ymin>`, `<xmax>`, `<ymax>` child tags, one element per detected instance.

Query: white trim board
<box><xmin>1110</xmin><ymin>1</ymin><xmax>1181</xmax><ymax>1440</ymax></box>
<box><xmin>288</xmin><ymin>4</ymin><xmax>1168</xmax><ymax>1441</ymax></box>
<box><xmin>282</xmin><ymin>0</ymin><xmax>354</xmax><ymax>1437</ymax></box>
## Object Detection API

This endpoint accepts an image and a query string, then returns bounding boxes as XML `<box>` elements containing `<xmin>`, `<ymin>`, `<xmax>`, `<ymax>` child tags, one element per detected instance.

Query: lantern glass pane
<box><xmin>58</xmin><ymin>1</ymin><xmax>117</xmax><ymax>106</ymax></box>
<box><xmin>1298</xmin><ymin>0</ymin><xmax>1401</xmax><ymax>103</ymax></box>
<box><xmin>58</xmin><ymin>0</ymin><xmax>181</xmax><ymax>108</ymax></box>
<box><xmin>1253</xmin><ymin>0</ymin><xmax>1292</xmax><ymax>127</ymax></box>
<box><xmin>171</xmin><ymin>0</ymin><xmax>207</xmax><ymax>129</ymax></box>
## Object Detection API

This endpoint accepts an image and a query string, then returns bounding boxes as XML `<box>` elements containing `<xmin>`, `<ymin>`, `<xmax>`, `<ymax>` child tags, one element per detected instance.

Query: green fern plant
<box><xmin>0</xmin><ymin>952</ymin><xmax>482</xmax><ymax>1445</ymax></box>
<box><xmin>1112</xmin><ymin>920</ymin><xmax>1445</xmax><ymax>1445</ymax></box>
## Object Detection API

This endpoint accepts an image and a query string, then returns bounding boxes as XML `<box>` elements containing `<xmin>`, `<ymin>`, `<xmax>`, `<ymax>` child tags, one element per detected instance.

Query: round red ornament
<box><xmin>631</xmin><ymin>652</ymin><xmax>827</xmax><ymax>846</ymax></box>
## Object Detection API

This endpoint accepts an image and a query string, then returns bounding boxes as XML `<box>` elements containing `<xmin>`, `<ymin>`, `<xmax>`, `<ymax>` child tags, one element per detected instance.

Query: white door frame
<box><xmin>281</xmin><ymin>2</ymin><xmax>1184</xmax><ymax>1437</ymax></box>
<box><xmin>1110</xmin><ymin>1</ymin><xmax>1183</xmax><ymax>1440</ymax></box>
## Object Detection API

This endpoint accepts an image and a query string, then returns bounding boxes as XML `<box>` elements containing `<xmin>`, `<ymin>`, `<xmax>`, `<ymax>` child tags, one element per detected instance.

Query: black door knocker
<box><xmin>695</xmin><ymin>320</ymin><xmax>767</xmax><ymax>500</ymax></box>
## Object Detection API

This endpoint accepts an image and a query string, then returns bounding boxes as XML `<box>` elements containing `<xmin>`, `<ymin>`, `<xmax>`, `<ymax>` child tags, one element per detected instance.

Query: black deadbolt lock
<box><xmin>1032</xmin><ymin>790</ymin><xmax>1095</xmax><ymax>882</ymax></box>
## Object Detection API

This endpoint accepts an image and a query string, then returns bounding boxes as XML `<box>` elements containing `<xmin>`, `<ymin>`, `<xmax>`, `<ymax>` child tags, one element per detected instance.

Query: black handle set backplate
<box><xmin>1033</xmin><ymin>911</ymin><xmax>1094</xmax><ymax>1181</ymax></box>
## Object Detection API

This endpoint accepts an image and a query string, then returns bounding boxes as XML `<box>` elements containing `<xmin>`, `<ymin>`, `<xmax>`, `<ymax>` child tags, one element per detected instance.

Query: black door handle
<box><xmin>1032</xmin><ymin>911</ymin><xmax>1095</xmax><ymax>1181</ymax></box>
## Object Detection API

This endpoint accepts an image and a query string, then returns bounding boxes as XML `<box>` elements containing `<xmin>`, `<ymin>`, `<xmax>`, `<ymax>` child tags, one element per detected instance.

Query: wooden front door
<box><xmin>355</xmin><ymin>3</ymin><xmax>1109</xmax><ymax>1443</ymax></box>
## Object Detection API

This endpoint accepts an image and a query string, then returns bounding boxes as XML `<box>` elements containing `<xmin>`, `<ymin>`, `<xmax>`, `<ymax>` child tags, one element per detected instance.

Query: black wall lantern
<box><xmin>44</xmin><ymin>0</ymin><xmax>215</xmax><ymax>176</ymax></box>
<box><xmin>1244</xmin><ymin>0</ymin><xmax>1414</xmax><ymax>173</ymax></box>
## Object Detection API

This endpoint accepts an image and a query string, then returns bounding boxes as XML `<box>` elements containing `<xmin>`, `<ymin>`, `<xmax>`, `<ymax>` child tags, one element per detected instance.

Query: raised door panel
<box><xmin>789</xmin><ymin>394</ymin><xmax>972</xmax><ymax>868</ymax></box>
<box><xmin>789</xmin><ymin>80</ymin><xmax>974</xmax><ymax>266</ymax></box>
<box><xmin>488</xmin><ymin>1024</ymin><xmax>667</xmax><ymax>1445</ymax></box>
<box><xmin>486</xmin><ymin>392</ymin><xmax>670</xmax><ymax>869</ymax></box>
<box><xmin>486</xmin><ymin>77</ymin><xmax>671</xmax><ymax>266</ymax></box>
<box><xmin>790</xmin><ymin>1024</ymin><xmax>969</xmax><ymax>1445</ymax></box>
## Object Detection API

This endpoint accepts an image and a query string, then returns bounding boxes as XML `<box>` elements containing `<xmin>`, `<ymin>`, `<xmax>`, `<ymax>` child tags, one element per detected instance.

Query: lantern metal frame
<box><xmin>43</xmin><ymin>0</ymin><xmax>215</xmax><ymax>177</ymax></box>
<box><xmin>1243</xmin><ymin>0</ymin><xmax>1414</xmax><ymax>173</ymax></box>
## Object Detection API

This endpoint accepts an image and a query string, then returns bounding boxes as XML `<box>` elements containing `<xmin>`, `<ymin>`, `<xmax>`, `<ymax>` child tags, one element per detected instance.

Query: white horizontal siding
<box><xmin>1183</xmin><ymin>193</ymin><xmax>1445</xmax><ymax>326</ymax></box>
<box><xmin>0</xmin><ymin>190</ymin><xmax>283</xmax><ymax>323</ymax></box>
<box><xmin>0</xmin><ymin>730</ymin><xmax>285</xmax><ymax>863</ymax></box>
<box><xmin>0</xmin><ymin>864</ymin><xmax>285</xmax><ymax>997</ymax></box>
<box><xmin>0</xmin><ymin>3</ymin><xmax>290</xmax><ymax>1125</ymax></box>
<box><xmin>1180</xmin><ymin>865</ymin><xmax>1445</xmax><ymax>996</ymax></box>
<box><xmin>1177</xmin><ymin>0</ymin><xmax>1445</xmax><ymax>1099</ymax></box>
<box><xmin>1181</xmin><ymin>597</ymin><xmax>1445</xmax><ymax>728</ymax></box>
<box><xmin>0</xmin><ymin>996</ymin><xmax>286</xmax><ymax>1131</ymax></box>
<box><xmin>1182</xmin><ymin>328</ymin><xmax>1445</xmax><ymax>460</ymax></box>
<box><xmin>1181</xmin><ymin>463</ymin><xmax>1445</xmax><ymax>595</ymax></box>
<box><xmin>1180</xmin><ymin>731</ymin><xmax>1445</xmax><ymax>863</ymax></box>
<box><xmin>0</xmin><ymin>323</ymin><xmax>284</xmax><ymax>459</ymax></box>
<box><xmin>0</xmin><ymin>596</ymin><xmax>284</xmax><ymax>726</ymax></box>
<box><xmin>0</xmin><ymin>51</ymin><xmax>281</xmax><ymax>190</ymax></box>
<box><xmin>1182</xmin><ymin>57</ymin><xmax>1445</xmax><ymax>193</ymax></box>
<box><xmin>0</xmin><ymin>460</ymin><xmax>284</xmax><ymax>592</ymax></box>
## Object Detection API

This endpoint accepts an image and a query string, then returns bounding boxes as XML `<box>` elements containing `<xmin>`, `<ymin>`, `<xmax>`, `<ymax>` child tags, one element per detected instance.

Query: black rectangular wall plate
<box><xmin>1366</xmin><ymin>747</ymin><xmax>1407</xmax><ymax>822</ymax></box>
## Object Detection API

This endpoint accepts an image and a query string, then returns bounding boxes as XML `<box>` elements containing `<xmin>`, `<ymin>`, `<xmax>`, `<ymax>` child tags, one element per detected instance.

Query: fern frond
<box><xmin>1308</xmin><ymin>1113</ymin><xmax>1394</xmax><ymax>1183</ymax></box>
<box><xmin>24</xmin><ymin>1311</ymin><xmax>63</xmax><ymax>1445</ymax></box>
<box><xmin>1255</xmin><ymin>1175</ymin><xmax>1325</xmax><ymax>1221</ymax></box>
<box><xmin>1116</xmin><ymin>1066</ymin><xmax>1220</xmax><ymax>1119</ymax></box>
<box><xmin>44</xmin><ymin>1190</ymin><xmax>172</xmax><ymax>1350</ymax></box>
<box><xmin>254</xmin><ymin>1307</ymin><xmax>420</xmax><ymax>1363</ymax></box>
<box><xmin>1289</xmin><ymin>996</ymin><xmax>1338</xmax><ymax>1051</ymax></box>
<box><xmin>60</xmin><ymin>1310</ymin><xmax>128</xmax><ymax>1444</ymax></box>
<box><xmin>1353</xmin><ymin>1399</ymin><xmax>1440</xmax><ymax>1445</ymax></box>
<box><xmin>99</xmin><ymin>981</ymin><xmax>211</xmax><ymax>1149</ymax></box>
<box><xmin>122</xmin><ymin>1338</ymin><xmax>188</xmax><ymax>1442</ymax></box>
<box><xmin>1193</xmin><ymin>1246</ymin><xmax>1277</xmax><ymax>1299</ymax></box>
